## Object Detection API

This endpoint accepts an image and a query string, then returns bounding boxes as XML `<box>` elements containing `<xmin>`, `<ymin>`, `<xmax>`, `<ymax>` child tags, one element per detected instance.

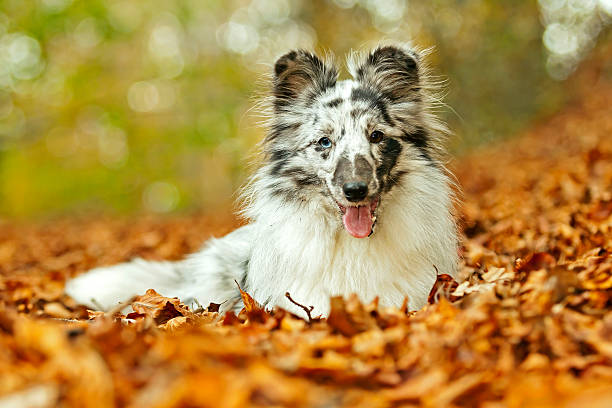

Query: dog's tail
<box><xmin>65</xmin><ymin>225</ymin><xmax>255</xmax><ymax>312</ymax></box>
<box><xmin>65</xmin><ymin>258</ymin><xmax>189</xmax><ymax>311</ymax></box>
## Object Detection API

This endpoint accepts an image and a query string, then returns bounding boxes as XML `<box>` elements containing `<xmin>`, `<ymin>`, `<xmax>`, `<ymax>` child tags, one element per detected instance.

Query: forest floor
<box><xmin>1</xmin><ymin>72</ymin><xmax>612</xmax><ymax>407</ymax></box>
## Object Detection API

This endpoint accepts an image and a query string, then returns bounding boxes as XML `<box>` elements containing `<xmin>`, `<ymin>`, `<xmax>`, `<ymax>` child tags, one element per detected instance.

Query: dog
<box><xmin>65</xmin><ymin>44</ymin><xmax>459</xmax><ymax>318</ymax></box>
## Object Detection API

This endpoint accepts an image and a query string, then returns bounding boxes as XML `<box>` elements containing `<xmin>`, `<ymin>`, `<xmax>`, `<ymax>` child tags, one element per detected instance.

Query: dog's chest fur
<box><xmin>245</xmin><ymin>171</ymin><xmax>457</xmax><ymax>317</ymax></box>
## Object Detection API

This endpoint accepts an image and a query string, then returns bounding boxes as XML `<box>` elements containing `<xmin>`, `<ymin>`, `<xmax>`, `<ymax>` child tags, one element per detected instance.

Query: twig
<box><xmin>234</xmin><ymin>279</ymin><xmax>242</xmax><ymax>291</ymax></box>
<box><xmin>106</xmin><ymin>296</ymin><xmax>138</xmax><ymax>319</ymax></box>
<box><xmin>131</xmin><ymin>301</ymin><xmax>156</xmax><ymax>309</ymax></box>
<box><xmin>285</xmin><ymin>292</ymin><xmax>315</xmax><ymax>322</ymax></box>
<box><xmin>51</xmin><ymin>318</ymin><xmax>89</xmax><ymax>324</ymax></box>
<box><xmin>192</xmin><ymin>298</ymin><xmax>204</xmax><ymax>313</ymax></box>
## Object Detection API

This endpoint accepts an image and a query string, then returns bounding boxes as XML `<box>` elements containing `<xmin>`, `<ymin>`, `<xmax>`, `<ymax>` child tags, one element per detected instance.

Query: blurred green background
<box><xmin>0</xmin><ymin>0</ymin><xmax>611</xmax><ymax>218</ymax></box>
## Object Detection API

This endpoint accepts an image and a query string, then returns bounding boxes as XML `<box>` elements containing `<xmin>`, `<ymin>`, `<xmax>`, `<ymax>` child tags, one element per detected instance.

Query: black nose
<box><xmin>342</xmin><ymin>181</ymin><xmax>368</xmax><ymax>202</ymax></box>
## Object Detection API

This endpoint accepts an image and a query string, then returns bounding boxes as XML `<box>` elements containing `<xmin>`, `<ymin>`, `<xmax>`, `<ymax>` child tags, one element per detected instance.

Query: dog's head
<box><xmin>256</xmin><ymin>45</ymin><xmax>446</xmax><ymax>238</ymax></box>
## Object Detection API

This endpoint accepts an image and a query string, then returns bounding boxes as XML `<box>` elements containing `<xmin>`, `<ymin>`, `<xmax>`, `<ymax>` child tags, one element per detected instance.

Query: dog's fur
<box><xmin>65</xmin><ymin>44</ymin><xmax>459</xmax><ymax>318</ymax></box>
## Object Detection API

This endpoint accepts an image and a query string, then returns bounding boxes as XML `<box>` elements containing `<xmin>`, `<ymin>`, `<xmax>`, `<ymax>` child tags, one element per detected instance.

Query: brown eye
<box><xmin>369</xmin><ymin>130</ymin><xmax>383</xmax><ymax>143</ymax></box>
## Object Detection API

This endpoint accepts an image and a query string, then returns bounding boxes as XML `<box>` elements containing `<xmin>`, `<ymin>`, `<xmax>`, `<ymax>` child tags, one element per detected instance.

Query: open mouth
<box><xmin>337</xmin><ymin>198</ymin><xmax>379</xmax><ymax>238</ymax></box>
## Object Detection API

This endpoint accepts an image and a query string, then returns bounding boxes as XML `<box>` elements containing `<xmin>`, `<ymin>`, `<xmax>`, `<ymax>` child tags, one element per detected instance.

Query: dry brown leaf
<box><xmin>131</xmin><ymin>289</ymin><xmax>192</xmax><ymax>325</ymax></box>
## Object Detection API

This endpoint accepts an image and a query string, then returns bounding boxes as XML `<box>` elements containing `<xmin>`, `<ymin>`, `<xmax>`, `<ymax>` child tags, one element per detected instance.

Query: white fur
<box><xmin>244</xmin><ymin>169</ymin><xmax>457</xmax><ymax>316</ymax></box>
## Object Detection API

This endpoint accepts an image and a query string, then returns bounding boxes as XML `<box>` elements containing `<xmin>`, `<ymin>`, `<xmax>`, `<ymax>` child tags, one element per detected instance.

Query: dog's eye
<box><xmin>369</xmin><ymin>130</ymin><xmax>384</xmax><ymax>143</ymax></box>
<box><xmin>318</xmin><ymin>137</ymin><xmax>332</xmax><ymax>149</ymax></box>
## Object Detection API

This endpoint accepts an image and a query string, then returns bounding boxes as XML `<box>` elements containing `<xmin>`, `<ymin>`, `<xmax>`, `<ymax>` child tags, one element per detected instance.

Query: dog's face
<box><xmin>261</xmin><ymin>46</ymin><xmax>440</xmax><ymax>238</ymax></box>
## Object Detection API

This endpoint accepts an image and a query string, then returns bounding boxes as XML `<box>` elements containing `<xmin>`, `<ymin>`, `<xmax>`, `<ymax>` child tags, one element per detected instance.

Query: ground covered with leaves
<box><xmin>1</xmin><ymin>86</ymin><xmax>612</xmax><ymax>408</ymax></box>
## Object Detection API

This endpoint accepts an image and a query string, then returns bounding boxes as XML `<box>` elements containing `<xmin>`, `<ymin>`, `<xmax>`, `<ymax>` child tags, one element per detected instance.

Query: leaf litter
<box><xmin>1</xmin><ymin>84</ymin><xmax>612</xmax><ymax>408</ymax></box>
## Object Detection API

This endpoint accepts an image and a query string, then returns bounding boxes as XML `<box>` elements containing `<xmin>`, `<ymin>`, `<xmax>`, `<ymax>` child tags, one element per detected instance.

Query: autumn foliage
<box><xmin>1</xmin><ymin>87</ymin><xmax>612</xmax><ymax>407</ymax></box>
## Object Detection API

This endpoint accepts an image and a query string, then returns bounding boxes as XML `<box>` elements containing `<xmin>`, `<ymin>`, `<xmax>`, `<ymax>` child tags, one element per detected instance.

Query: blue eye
<box><xmin>318</xmin><ymin>137</ymin><xmax>332</xmax><ymax>149</ymax></box>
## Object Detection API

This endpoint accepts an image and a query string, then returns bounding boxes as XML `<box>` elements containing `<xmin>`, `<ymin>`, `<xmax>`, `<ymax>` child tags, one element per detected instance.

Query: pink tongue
<box><xmin>342</xmin><ymin>206</ymin><xmax>373</xmax><ymax>238</ymax></box>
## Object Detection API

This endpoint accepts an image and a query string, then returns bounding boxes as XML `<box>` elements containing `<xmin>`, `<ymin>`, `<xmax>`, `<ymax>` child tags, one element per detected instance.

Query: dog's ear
<box><xmin>352</xmin><ymin>45</ymin><xmax>421</xmax><ymax>102</ymax></box>
<box><xmin>273</xmin><ymin>50</ymin><xmax>337</xmax><ymax>110</ymax></box>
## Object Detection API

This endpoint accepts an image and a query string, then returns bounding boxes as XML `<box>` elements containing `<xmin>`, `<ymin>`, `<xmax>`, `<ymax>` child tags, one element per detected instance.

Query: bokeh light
<box><xmin>127</xmin><ymin>80</ymin><xmax>177</xmax><ymax>113</ymax></box>
<box><xmin>0</xmin><ymin>1</ymin><xmax>610</xmax><ymax>217</ymax></box>
<box><xmin>0</xmin><ymin>33</ymin><xmax>45</xmax><ymax>83</ymax></box>
<box><xmin>143</xmin><ymin>181</ymin><xmax>180</xmax><ymax>213</ymax></box>
<box><xmin>40</xmin><ymin>0</ymin><xmax>73</xmax><ymax>14</ymax></box>
<box><xmin>539</xmin><ymin>0</ymin><xmax>611</xmax><ymax>79</ymax></box>
<box><xmin>601</xmin><ymin>0</ymin><xmax>612</xmax><ymax>16</ymax></box>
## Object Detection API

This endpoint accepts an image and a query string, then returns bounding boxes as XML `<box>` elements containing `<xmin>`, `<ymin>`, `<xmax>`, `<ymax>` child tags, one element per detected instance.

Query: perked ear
<box><xmin>351</xmin><ymin>45</ymin><xmax>421</xmax><ymax>102</ymax></box>
<box><xmin>273</xmin><ymin>50</ymin><xmax>338</xmax><ymax>110</ymax></box>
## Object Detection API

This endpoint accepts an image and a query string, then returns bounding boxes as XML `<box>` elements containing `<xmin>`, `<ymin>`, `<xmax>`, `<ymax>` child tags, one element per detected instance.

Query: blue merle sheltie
<box><xmin>66</xmin><ymin>44</ymin><xmax>459</xmax><ymax>318</ymax></box>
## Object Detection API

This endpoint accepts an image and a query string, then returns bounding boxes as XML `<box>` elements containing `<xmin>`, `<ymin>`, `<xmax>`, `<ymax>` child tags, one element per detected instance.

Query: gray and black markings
<box><xmin>281</xmin><ymin>167</ymin><xmax>322</xmax><ymax>188</ymax></box>
<box><xmin>350</xmin><ymin>87</ymin><xmax>394</xmax><ymax>126</ymax></box>
<box><xmin>324</xmin><ymin>97</ymin><xmax>343</xmax><ymax>108</ymax></box>
<box><xmin>269</xmin><ymin>149</ymin><xmax>291</xmax><ymax>176</ymax></box>
<box><xmin>376</xmin><ymin>138</ymin><xmax>403</xmax><ymax>192</ymax></box>
<box><xmin>267</xmin><ymin>122</ymin><xmax>300</xmax><ymax>142</ymax></box>
<box><xmin>400</xmin><ymin>127</ymin><xmax>432</xmax><ymax>163</ymax></box>
<box><xmin>273</xmin><ymin>50</ymin><xmax>338</xmax><ymax>112</ymax></box>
